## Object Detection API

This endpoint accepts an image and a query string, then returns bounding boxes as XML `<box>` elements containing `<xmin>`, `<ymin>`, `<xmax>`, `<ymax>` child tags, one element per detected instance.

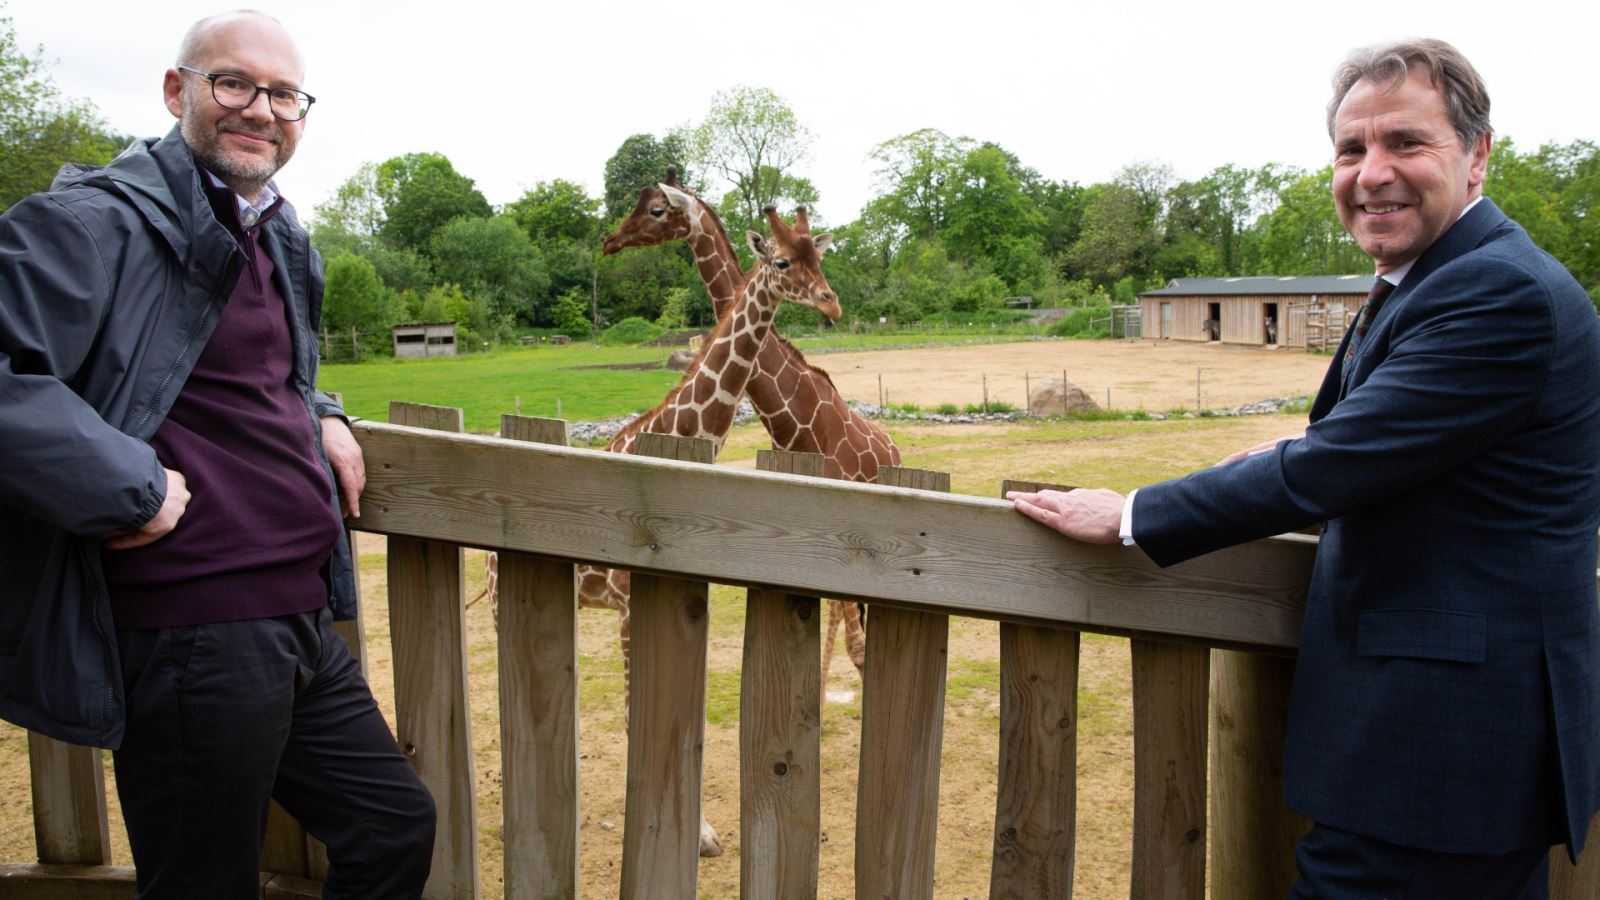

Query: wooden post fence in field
<box><xmin>7</xmin><ymin>407</ymin><xmax>1600</xmax><ymax>899</ymax></box>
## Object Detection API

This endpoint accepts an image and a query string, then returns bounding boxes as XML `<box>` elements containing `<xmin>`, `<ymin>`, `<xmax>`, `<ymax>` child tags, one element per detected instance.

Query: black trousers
<box><xmin>1290</xmin><ymin>823</ymin><xmax>1550</xmax><ymax>899</ymax></box>
<box><xmin>113</xmin><ymin>608</ymin><xmax>436</xmax><ymax>900</ymax></box>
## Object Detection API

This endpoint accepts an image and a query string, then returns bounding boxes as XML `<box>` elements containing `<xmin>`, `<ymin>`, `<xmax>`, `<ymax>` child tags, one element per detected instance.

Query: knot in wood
<box><xmin>1001</xmin><ymin>826</ymin><xmax>1017</xmax><ymax>842</ymax></box>
<box><xmin>1185</xmin><ymin>827</ymin><xmax>1202</xmax><ymax>843</ymax></box>
<box><xmin>772</xmin><ymin>761</ymin><xmax>788</xmax><ymax>777</ymax></box>
<box><xmin>403</xmin><ymin>743</ymin><xmax>417</xmax><ymax>757</ymax></box>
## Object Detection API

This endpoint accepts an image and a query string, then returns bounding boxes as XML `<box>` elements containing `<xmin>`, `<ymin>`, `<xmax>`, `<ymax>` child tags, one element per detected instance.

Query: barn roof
<box><xmin>1140</xmin><ymin>275</ymin><xmax>1376</xmax><ymax>297</ymax></box>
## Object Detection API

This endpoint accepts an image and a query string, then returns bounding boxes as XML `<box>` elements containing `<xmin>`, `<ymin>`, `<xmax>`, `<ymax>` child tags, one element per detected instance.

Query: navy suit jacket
<box><xmin>1133</xmin><ymin>199</ymin><xmax>1600</xmax><ymax>856</ymax></box>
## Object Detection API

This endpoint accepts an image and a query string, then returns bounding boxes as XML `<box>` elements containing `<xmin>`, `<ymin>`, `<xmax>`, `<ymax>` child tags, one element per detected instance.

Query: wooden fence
<box><xmin>4</xmin><ymin>400</ymin><xmax>1599</xmax><ymax>898</ymax></box>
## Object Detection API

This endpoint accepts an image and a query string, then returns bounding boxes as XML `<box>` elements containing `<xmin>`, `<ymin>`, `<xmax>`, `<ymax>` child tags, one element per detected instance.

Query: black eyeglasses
<box><xmin>177</xmin><ymin>66</ymin><xmax>315</xmax><ymax>122</ymax></box>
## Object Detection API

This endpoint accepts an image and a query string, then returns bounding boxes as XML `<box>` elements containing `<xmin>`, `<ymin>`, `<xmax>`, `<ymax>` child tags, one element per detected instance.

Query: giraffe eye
<box><xmin>775</xmin><ymin>258</ymin><xmax>790</xmax><ymax>270</ymax></box>
<box><xmin>649</xmin><ymin>207</ymin><xmax>664</xmax><ymax>218</ymax></box>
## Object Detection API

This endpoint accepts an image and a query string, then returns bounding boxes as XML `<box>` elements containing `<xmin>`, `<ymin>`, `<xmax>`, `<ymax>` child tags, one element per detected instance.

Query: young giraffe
<box><xmin>601</xmin><ymin>170</ymin><xmax>899</xmax><ymax>682</ymax></box>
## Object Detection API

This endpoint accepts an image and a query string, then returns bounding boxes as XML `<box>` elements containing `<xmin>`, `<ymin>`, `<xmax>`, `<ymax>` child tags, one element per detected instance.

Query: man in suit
<box><xmin>1011</xmin><ymin>39</ymin><xmax>1600</xmax><ymax>896</ymax></box>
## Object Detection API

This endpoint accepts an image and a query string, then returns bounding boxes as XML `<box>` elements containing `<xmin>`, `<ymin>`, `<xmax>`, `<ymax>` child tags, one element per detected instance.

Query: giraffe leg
<box><xmin>822</xmin><ymin>599</ymin><xmax>843</xmax><ymax>692</ymax></box>
<box><xmin>619</xmin><ymin>603</ymin><xmax>631</xmax><ymax>727</ymax></box>
<box><xmin>485</xmin><ymin>551</ymin><xmax>500</xmax><ymax>628</ymax></box>
<box><xmin>699</xmin><ymin>815</ymin><xmax>724</xmax><ymax>857</ymax></box>
<box><xmin>843</xmin><ymin>601</ymin><xmax>866</xmax><ymax>673</ymax></box>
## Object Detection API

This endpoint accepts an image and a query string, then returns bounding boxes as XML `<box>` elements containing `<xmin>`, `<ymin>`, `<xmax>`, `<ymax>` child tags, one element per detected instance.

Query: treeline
<box><xmin>3</xmin><ymin>14</ymin><xmax>1593</xmax><ymax>356</ymax></box>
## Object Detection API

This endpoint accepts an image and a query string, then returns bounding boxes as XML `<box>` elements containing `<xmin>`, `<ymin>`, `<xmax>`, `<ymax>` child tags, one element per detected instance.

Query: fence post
<box><xmin>990</xmin><ymin>478</ymin><xmax>1081</xmax><ymax>899</ymax></box>
<box><xmin>26</xmin><ymin>734</ymin><xmax>110</xmax><ymax>866</ymax></box>
<box><xmin>1129</xmin><ymin>639</ymin><xmax>1208</xmax><ymax>900</ymax></box>
<box><xmin>620</xmin><ymin>433</ymin><xmax>715</xmax><ymax>900</ymax></box>
<box><xmin>1209</xmin><ymin>650</ymin><xmax>1309</xmax><ymax>898</ymax></box>
<box><xmin>741</xmin><ymin>449</ymin><xmax>825</xmax><ymax>899</ymax></box>
<box><xmin>387</xmin><ymin>401</ymin><xmax>478</xmax><ymax>900</ymax></box>
<box><xmin>496</xmin><ymin>415</ymin><xmax>579</xmax><ymax>899</ymax></box>
<box><xmin>856</xmin><ymin>465</ymin><xmax>952</xmax><ymax>899</ymax></box>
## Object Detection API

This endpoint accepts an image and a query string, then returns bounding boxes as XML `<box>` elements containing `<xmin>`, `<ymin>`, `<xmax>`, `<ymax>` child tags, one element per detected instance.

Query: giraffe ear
<box><xmin>660</xmin><ymin>183</ymin><xmax>695</xmax><ymax>209</ymax></box>
<box><xmin>746</xmin><ymin>231</ymin><xmax>770</xmax><ymax>260</ymax></box>
<box><xmin>812</xmin><ymin>233</ymin><xmax>833</xmax><ymax>254</ymax></box>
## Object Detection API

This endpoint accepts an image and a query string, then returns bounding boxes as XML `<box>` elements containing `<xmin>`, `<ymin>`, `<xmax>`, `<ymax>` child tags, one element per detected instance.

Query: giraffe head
<box><xmin>600</xmin><ymin>166</ymin><xmax>698</xmax><ymax>255</ymax></box>
<box><xmin>747</xmin><ymin>205</ymin><xmax>840</xmax><ymax>322</ymax></box>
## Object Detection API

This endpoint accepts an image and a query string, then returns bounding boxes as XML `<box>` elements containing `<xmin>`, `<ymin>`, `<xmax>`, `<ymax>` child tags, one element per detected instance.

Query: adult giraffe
<box><xmin>601</xmin><ymin>170</ymin><xmax>899</xmax><ymax>682</ymax></box>
<box><xmin>494</xmin><ymin>205</ymin><xmax>835</xmax><ymax>856</ymax></box>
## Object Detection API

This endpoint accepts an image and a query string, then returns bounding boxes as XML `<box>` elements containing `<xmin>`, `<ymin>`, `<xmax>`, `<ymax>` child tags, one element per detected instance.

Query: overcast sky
<box><xmin>9</xmin><ymin>0</ymin><xmax>1597</xmax><ymax>228</ymax></box>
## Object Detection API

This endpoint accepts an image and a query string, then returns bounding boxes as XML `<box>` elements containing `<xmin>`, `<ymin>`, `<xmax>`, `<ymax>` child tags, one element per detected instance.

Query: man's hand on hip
<box><xmin>321</xmin><ymin>415</ymin><xmax>365</xmax><ymax>519</ymax></box>
<box><xmin>103</xmin><ymin>468</ymin><xmax>189</xmax><ymax>550</ymax></box>
<box><xmin>1007</xmin><ymin>487</ymin><xmax>1125</xmax><ymax>544</ymax></box>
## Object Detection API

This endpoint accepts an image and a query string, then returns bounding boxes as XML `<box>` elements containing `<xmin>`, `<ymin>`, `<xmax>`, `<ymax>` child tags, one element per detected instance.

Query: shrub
<box><xmin>1047</xmin><ymin>305</ymin><xmax>1112</xmax><ymax>338</ymax></box>
<box><xmin>599</xmin><ymin>316</ymin><xmax>665</xmax><ymax>345</ymax></box>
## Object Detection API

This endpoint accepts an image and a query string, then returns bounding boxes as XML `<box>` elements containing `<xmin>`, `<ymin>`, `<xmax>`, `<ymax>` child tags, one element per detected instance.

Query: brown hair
<box><xmin>1326</xmin><ymin>38</ymin><xmax>1492</xmax><ymax>148</ymax></box>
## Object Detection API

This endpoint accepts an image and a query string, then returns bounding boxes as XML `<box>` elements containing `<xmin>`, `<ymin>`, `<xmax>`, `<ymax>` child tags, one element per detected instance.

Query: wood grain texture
<box><xmin>1550</xmin><ymin>811</ymin><xmax>1600</xmax><ymax>900</ymax></box>
<box><xmin>738</xmin><ymin>589</ymin><xmax>822</xmax><ymax>899</ymax></box>
<box><xmin>496</xmin><ymin>415</ymin><xmax>579</xmax><ymax>900</ymax></box>
<box><xmin>755</xmin><ymin>449</ymin><xmax>824</xmax><ymax>477</ymax></box>
<box><xmin>0</xmin><ymin>864</ymin><xmax>135</xmax><ymax>898</ymax></box>
<box><xmin>352</xmin><ymin>422</ymin><xmax>1313</xmax><ymax>650</ymax></box>
<box><xmin>618</xmin><ymin>572</ymin><xmax>709</xmax><ymax>899</ymax></box>
<box><xmin>1129</xmin><ymin>639</ymin><xmax>1208</xmax><ymax>900</ymax></box>
<box><xmin>1209</xmin><ymin>650</ymin><xmax>1309</xmax><ymax>899</ymax></box>
<box><xmin>26</xmin><ymin>733</ymin><xmax>109</xmax><ymax>866</ymax></box>
<box><xmin>989</xmin><ymin>623</ymin><xmax>1079</xmax><ymax>899</ymax></box>
<box><xmin>857</xmin><ymin>465</ymin><xmax>951</xmax><ymax>900</ymax></box>
<box><xmin>387</xmin><ymin>402</ymin><xmax>478</xmax><ymax>900</ymax></box>
<box><xmin>618</xmin><ymin>434</ymin><xmax>714</xmax><ymax>899</ymax></box>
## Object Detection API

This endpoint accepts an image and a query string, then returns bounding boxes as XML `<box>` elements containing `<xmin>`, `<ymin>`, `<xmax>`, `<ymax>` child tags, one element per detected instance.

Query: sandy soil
<box><xmin>812</xmin><ymin>338</ymin><xmax>1332</xmax><ymax>412</ymax></box>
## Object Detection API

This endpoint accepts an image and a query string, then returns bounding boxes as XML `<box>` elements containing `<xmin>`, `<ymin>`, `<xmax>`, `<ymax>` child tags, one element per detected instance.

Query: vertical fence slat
<box><xmin>496</xmin><ymin>415</ymin><xmax>580</xmax><ymax>899</ymax></box>
<box><xmin>989</xmin><ymin>479</ymin><xmax>1079</xmax><ymax>900</ymax></box>
<box><xmin>620</xmin><ymin>433</ymin><xmax>713</xmax><ymax>900</ymax></box>
<box><xmin>744</xmin><ymin>445</ymin><xmax>826</xmax><ymax>898</ymax></box>
<box><xmin>26</xmin><ymin>733</ymin><xmax>110</xmax><ymax>865</ymax></box>
<box><xmin>388</xmin><ymin>402</ymin><xmax>477</xmax><ymax>900</ymax></box>
<box><xmin>1129</xmin><ymin>639</ymin><xmax>1208</xmax><ymax>900</ymax></box>
<box><xmin>1209</xmin><ymin>649</ymin><xmax>1309</xmax><ymax>898</ymax></box>
<box><xmin>1551</xmin><ymin>812</ymin><xmax>1600</xmax><ymax>899</ymax></box>
<box><xmin>856</xmin><ymin>466</ymin><xmax>951</xmax><ymax>899</ymax></box>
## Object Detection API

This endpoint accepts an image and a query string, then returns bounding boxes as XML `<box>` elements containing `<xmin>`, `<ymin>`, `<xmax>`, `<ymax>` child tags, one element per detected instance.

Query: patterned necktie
<box><xmin>1343</xmin><ymin>277</ymin><xmax>1395</xmax><ymax>369</ymax></box>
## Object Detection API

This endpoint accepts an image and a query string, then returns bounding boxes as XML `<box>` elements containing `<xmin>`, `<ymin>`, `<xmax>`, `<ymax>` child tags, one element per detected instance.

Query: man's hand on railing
<box><xmin>1007</xmin><ymin>487</ymin><xmax>1124</xmax><ymax>544</ymax></box>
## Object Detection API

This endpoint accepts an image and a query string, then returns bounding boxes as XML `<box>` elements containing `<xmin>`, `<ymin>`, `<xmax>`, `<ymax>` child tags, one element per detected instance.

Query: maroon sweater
<box><xmin>103</xmin><ymin>179</ymin><xmax>341</xmax><ymax>630</ymax></box>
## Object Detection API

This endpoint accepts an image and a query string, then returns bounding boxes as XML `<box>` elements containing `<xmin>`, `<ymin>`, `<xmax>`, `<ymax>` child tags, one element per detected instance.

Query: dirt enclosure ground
<box><xmin>0</xmin><ymin>340</ymin><xmax>1335</xmax><ymax>898</ymax></box>
<box><xmin>814</xmin><ymin>338</ymin><xmax>1331</xmax><ymax>412</ymax></box>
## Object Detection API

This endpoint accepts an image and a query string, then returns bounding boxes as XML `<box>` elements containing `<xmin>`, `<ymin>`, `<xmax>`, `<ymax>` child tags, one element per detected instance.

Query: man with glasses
<box><xmin>0</xmin><ymin>11</ymin><xmax>434</xmax><ymax>898</ymax></box>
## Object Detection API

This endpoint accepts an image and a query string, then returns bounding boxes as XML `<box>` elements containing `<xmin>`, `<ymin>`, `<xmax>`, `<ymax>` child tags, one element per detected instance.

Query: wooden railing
<box><xmin>4</xmin><ymin>401</ymin><xmax>1599</xmax><ymax>898</ymax></box>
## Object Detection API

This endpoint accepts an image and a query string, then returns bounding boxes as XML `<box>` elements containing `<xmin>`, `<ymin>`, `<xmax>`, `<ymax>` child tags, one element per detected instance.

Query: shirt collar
<box><xmin>199</xmin><ymin>166</ymin><xmax>278</xmax><ymax>229</ymax></box>
<box><xmin>1379</xmin><ymin>196</ymin><xmax>1483</xmax><ymax>288</ymax></box>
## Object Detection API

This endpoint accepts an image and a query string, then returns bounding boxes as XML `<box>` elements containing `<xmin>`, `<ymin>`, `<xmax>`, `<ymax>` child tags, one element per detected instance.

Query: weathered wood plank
<box><xmin>619</xmin><ymin>433</ymin><xmax>713</xmax><ymax>900</ymax></box>
<box><xmin>755</xmin><ymin>448</ymin><xmax>824</xmax><ymax>478</ymax></box>
<box><xmin>739</xmin><ymin>589</ymin><xmax>821</xmax><ymax>899</ymax></box>
<box><xmin>259</xmin><ymin>802</ymin><xmax>310</xmax><ymax>877</ymax></box>
<box><xmin>387</xmin><ymin>402</ymin><xmax>477</xmax><ymax>900</ymax></box>
<box><xmin>496</xmin><ymin>414</ymin><xmax>579</xmax><ymax>900</ymax></box>
<box><xmin>1209</xmin><ymin>650</ymin><xmax>1309</xmax><ymax>899</ymax></box>
<box><xmin>1129</xmin><ymin>640</ymin><xmax>1208</xmax><ymax>900</ymax></box>
<box><xmin>351</xmin><ymin>422</ymin><xmax>1313</xmax><ymax>650</ymax></box>
<box><xmin>857</xmin><ymin>465</ymin><xmax>951</xmax><ymax>899</ymax></box>
<box><xmin>988</xmin><ymin>623</ymin><xmax>1078</xmax><ymax>899</ymax></box>
<box><xmin>1551</xmin><ymin>811</ymin><xmax>1600</xmax><ymax>900</ymax></box>
<box><xmin>619</xmin><ymin>571</ymin><xmax>709</xmax><ymax>899</ymax></box>
<box><xmin>27</xmin><ymin>733</ymin><xmax>110</xmax><ymax>866</ymax></box>
<box><xmin>262</xmin><ymin>872</ymin><xmax>326</xmax><ymax>898</ymax></box>
<box><xmin>0</xmin><ymin>863</ymin><xmax>134</xmax><ymax>898</ymax></box>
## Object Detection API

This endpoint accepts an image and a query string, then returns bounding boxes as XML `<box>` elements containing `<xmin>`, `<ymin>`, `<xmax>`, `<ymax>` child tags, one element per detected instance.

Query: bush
<box><xmin>599</xmin><ymin>316</ymin><xmax>665</xmax><ymax>345</ymax></box>
<box><xmin>1047</xmin><ymin>305</ymin><xmax>1112</xmax><ymax>338</ymax></box>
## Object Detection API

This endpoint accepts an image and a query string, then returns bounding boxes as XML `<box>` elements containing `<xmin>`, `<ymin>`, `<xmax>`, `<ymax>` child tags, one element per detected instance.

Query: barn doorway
<box><xmin>1206</xmin><ymin>303</ymin><xmax>1221</xmax><ymax>342</ymax></box>
<box><xmin>1264</xmin><ymin>302</ymin><xmax>1280</xmax><ymax>345</ymax></box>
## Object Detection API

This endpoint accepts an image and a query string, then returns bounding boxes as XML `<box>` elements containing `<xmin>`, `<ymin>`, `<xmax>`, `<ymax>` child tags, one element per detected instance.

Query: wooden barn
<box><xmin>1139</xmin><ymin>275</ymin><xmax>1375</xmax><ymax>350</ymax></box>
<box><xmin>391</xmin><ymin>322</ymin><xmax>458</xmax><ymax>358</ymax></box>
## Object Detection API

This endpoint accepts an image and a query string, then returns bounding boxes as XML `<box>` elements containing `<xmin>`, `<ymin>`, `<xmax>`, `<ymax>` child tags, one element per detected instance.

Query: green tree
<box><xmin>1068</xmin><ymin>182</ymin><xmax>1154</xmax><ymax>285</ymax></box>
<box><xmin>322</xmin><ymin>252</ymin><xmax>403</xmax><ymax>357</ymax></box>
<box><xmin>594</xmin><ymin>241</ymin><xmax>701</xmax><ymax>326</ymax></box>
<box><xmin>602</xmin><ymin>132</ymin><xmax>690</xmax><ymax>222</ymax></box>
<box><xmin>551</xmin><ymin>287</ymin><xmax>593</xmax><ymax>338</ymax></box>
<box><xmin>505</xmin><ymin>179</ymin><xmax>601</xmax><ymax>245</ymax></box>
<box><xmin>868</xmin><ymin>128</ymin><xmax>975</xmax><ymax>245</ymax></box>
<box><xmin>375</xmin><ymin>152</ymin><xmax>492</xmax><ymax>251</ymax></box>
<box><xmin>1249</xmin><ymin>166</ymin><xmax>1368</xmax><ymax>275</ymax></box>
<box><xmin>0</xmin><ymin>10</ymin><xmax>125</xmax><ymax>211</ymax></box>
<box><xmin>690</xmin><ymin>86</ymin><xmax>814</xmax><ymax>228</ymax></box>
<box><xmin>940</xmin><ymin>143</ymin><xmax>1046</xmax><ymax>291</ymax></box>
<box><xmin>428</xmin><ymin>215</ymin><xmax>550</xmax><ymax>327</ymax></box>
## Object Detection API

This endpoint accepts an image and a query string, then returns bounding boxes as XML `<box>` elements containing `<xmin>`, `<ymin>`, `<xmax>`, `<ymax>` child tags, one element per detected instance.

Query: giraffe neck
<box><xmin>683</xmin><ymin>199</ymin><xmax>744</xmax><ymax>320</ymax></box>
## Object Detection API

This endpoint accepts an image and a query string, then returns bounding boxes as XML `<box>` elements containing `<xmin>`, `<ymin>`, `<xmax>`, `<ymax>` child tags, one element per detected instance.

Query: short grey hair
<box><xmin>1326</xmin><ymin>38</ymin><xmax>1492</xmax><ymax>149</ymax></box>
